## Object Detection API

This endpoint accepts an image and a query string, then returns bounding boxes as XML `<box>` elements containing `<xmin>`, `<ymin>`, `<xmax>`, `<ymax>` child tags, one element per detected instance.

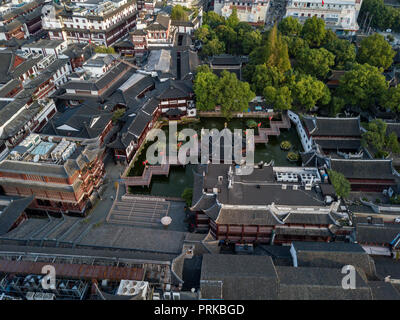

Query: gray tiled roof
<box><xmin>200</xmin><ymin>254</ymin><xmax>279</xmax><ymax>300</ymax></box>
<box><xmin>276</xmin><ymin>266</ymin><xmax>373</xmax><ymax>300</ymax></box>
<box><xmin>0</xmin><ymin>196</ymin><xmax>33</xmax><ymax>235</ymax></box>
<box><xmin>330</xmin><ymin>159</ymin><xmax>396</xmax><ymax>181</ymax></box>
<box><xmin>303</xmin><ymin>116</ymin><xmax>361</xmax><ymax>137</ymax></box>
<box><xmin>356</xmin><ymin>224</ymin><xmax>400</xmax><ymax>245</ymax></box>
<box><xmin>293</xmin><ymin>241</ymin><xmax>377</xmax><ymax>279</ymax></box>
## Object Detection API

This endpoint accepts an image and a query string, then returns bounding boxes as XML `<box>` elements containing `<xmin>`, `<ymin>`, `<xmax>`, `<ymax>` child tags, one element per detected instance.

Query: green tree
<box><xmin>181</xmin><ymin>188</ymin><xmax>193</xmax><ymax>207</ymax></box>
<box><xmin>283</xmin><ymin>36</ymin><xmax>309</xmax><ymax>58</ymax></box>
<box><xmin>363</xmin><ymin>119</ymin><xmax>388</xmax><ymax>153</ymax></box>
<box><xmin>263</xmin><ymin>86</ymin><xmax>277</xmax><ymax>105</ymax></box>
<box><xmin>362</xmin><ymin>119</ymin><xmax>400</xmax><ymax>156</ymax></box>
<box><xmin>359</xmin><ymin>0</ymin><xmax>400</xmax><ymax>33</ymax></box>
<box><xmin>112</xmin><ymin>108</ymin><xmax>126</xmax><ymax>123</ymax></box>
<box><xmin>250</xmin><ymin>64</ymin><xmax>283</xmax><ymax>95</ymax></box>
<box><xmin>216</xmin><ymin>71</ymin><xmax>255</xmax><ymax>119</ymax></box>
<box><xmin>324</xmin><ymin>38</ymin><xmax>356</xmax><ymax>70</ymax></box>
<box><xmin>216</xmin><ymin>25</ymin><xmax>237</xmax><ymax>54</ymax></box>
<box><xmin>235</xmin><ymin>22</ymin><xmax>253</xmax><ymax>34</ymax></box>
<box><xmin>194</xmin><ymin>69</ymin><xmax>219</xmax><ymax>111</ymax></box>
<box><xmin>296</xmin><ymin>47</ymin><xmax>335</xmax><ymax>79</ymax></box>
<box><xmin>328</xmin><ymin>170</ymin><xmax>351</xmax><ymax>198</ymax></box>
<box><xmin>329</xmin><ymin>96</ymin><xmax>346</xmax><ymax>116</ymax></box>
<box><xmin>274</xmin><ymin>86</ymin><xmax>293</xmax><ymax>110</ymax></box>
<box><xmin>195</xmin><ymin>25</ymin><xmax>213</xmax><ymax>43</ymax></box>
<box><xmin>357</xmin><ymin>33</ymin><xmax>396</xmax><ymax>70</ymax></box>
<box><xmin>171</xmin><ymin>5</ymin><xmax>189</xmax><ymax>21</ymax></box>
<box><xmin>292</xmin><ymin>74</ymin><xmax>331</xmax><ymax>110</ymax></box>
<box><xmin>301</xmin><ymin>16</ymin><xmax>326</xmax><ymax>48</ymax></box>
<box><xmin>388</xmin><ymin>132</ymin><xmax>400</xmax><ymax>154</ymax></box>
<box><xmin>240</xmin><ymin>30</ymin><xmax>262</xmax><ymax>55</ymax></box>
<box><xmin>203</xmin><ymin>11</ymin><xmax>225</xmax><ymax>29</ymax></box>
<box><xmin>196</xmin><ymin>64</ymin><xmax>212</xmax><ymax>74</ymax></box>
<box><xmin>201</xmin><ymin>38</ymin><xmax>225</xmax><ymax>57</ymax></box>
<box><xmin>94</xmin><ymin>45</ymin><xmax>115</xmax><ymax>53</ymax></box>
<box><xmin>383</xmin><ymin>86</ymin><xmax>400</xmax><ymax>112</ymax></box>
<box><xmin>338</xmin><ymin>63</ymin><xmax>388</xmax><ymax>110</ymax></box>
<box><xmin>278</xmin><ymin>16</ymin><xmax>303</xmax><ymax>36</ymax></box>
<box><xmin>249</xmin><ymin>24</ymin><xmax>291</xmax><ymax>73</ymax></box>
<box><xmin>226</xmin><ymin>7</ymin><xmax>240</xmax><ymax>29</ymax></box>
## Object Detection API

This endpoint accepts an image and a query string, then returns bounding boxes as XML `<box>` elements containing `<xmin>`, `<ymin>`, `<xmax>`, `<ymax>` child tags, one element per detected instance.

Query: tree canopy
<box><xmin>328</xmin><ymin>170</ymin><xmax>351</xmax><ymax>198</ymax></box>
<box><xmin>201</xmin><ymin>38</ymin><xmax>225</xmax><ymax>57</ymax></box>
<box><xmin>249</xmin><ymin>24</ymin><xmax>291</xmax><ymax>72</ymax></box>
<box><xmin>193</xmin><ymin>69</ymin><xmax>219</xmax><ymax>111</ymax></box>
<box><xmin>278</xmin><ymin>16</ymin><xmax>303</xmax><ymax>36</ymax></box>
<box><xmin>357</xmin><ymin>33</ymin><xmax>395</xmax><ymax>70</ymax></box>
<box><xmin>359</xmin><ymin>0</ymin><xmax>400</xmax><ymax>33</ymax></box>
<box><xmin>324</xmin><ymin>38</ymin><xmax>356</xmax><ymax>70</ymax></box>
<box><xmin>181</xmin><ymin>188</ymin><xmax>193</xmax><ymax>207</ymax></box>
<box><xmin>171</xmin><ymin>5</ymin><xmax>189</xmax><ymax>21</ymax></box>
<box><xmin>301</xmin><ymin>16</ymin><xmax>326</xmax><ymax>48</ymax></box>
<box><xmin>216</xmin><ymin>71</ymin><xmax>255</xmax><ymax>119</ymax></box>
<box><xmin>338</xmin><ymin>63</ymin><xmax>388</xmax><ymax>110</ymax></box>
<box><xmin>194</xmin><ymin>68</ymin><xmax>255</xmax><ymax>119</ymax></box>
<box><xmin>383</xmin><ymin>86</ymin><xmax>400</xmax><ymax>113</ymax></box>
<box><xmin>291</xmin><ymin>74</ymin><xmax>331</xmax><ymax>110</ymax></box>
<box><xmin>195</xmin><ymin>12</ymin><xmax>400</xmax><ymax>116</ymax></box>
<box><xmin>94</xmin><ymin>45</ymin><xmax>115</xmax><ymax>53</ymax></box>
<box><xmin>296</xmin><ymin>47</ymin><xmax>335</xmax><ymax>79</ymax></box>
<box><xmin>362</xmin><ymin>119</ymin><xmax>400</xmax><ymax>157</ymax></box>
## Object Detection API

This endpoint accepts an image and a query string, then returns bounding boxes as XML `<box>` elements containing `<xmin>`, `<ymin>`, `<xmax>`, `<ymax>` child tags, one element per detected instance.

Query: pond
<box><xmin>127</xmin><ymin>117</ymin><xmax>303</xmax><ymax>197</ymax></box>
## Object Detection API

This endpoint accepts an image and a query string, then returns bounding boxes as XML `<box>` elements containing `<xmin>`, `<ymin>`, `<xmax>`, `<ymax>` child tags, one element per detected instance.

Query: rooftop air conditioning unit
<box><xmin>172</xmin><ymin>292</ymin><xmax>180</xmax><ymax>300</ymax></box>
<box><xmin>163</xmin><ymin>292</ymin><xmax>171</xmax><ymax>300</ymax></box>
<box><xmin>153</xmin><ymin>292</ymin><xmax>160</xmax><ymax>300</ymax></box>
<box><xmin>26</xmin><ymin>292</ymin><xmax>35</xmax><ymax>300</ymax></box>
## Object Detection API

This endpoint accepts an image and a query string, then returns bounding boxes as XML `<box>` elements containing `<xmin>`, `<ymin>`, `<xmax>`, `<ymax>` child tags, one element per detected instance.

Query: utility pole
<box><xmin>366</xmin><ymin>14</ymin><xmax>373</xmax><ymax>35</ymax></box>
<box><xmin>362</xmin><ymin>12</ymin><xmax>369</xmax><ymax>33</ymax></box>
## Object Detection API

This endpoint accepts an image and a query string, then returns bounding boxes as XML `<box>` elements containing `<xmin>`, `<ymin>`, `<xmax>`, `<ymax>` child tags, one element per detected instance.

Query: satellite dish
<box><xmin>161</xmin><ymin>216</ymin><xmax>172</xmax><ymax>226</ymax></box>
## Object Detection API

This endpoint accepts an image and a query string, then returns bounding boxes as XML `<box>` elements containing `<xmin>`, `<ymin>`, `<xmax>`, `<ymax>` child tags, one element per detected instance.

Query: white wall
<box><xmin>288</xmin><ymin>110</ymin><xmax>313</xmax><ymax>152</ymax></box>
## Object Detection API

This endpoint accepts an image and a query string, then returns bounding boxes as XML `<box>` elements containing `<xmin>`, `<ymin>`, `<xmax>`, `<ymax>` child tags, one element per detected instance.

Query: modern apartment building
<box><xmin>41</xmin><ymin>0</ymin><xmax>137</xmax><ymax>47</ymax></box>
<box><xmin>284</xmin><ymin>0</ymin><xmax>363</xmax><ymax>33</ymax></box>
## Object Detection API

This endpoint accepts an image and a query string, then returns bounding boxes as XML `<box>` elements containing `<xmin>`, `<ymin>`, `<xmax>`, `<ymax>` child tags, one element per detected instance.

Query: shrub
<box><xmin>280</xmin><ymin>140</ymin><xmax>292</xmax><ymax>150</ymax></box>
<box><xmin>287</xmin><ymin>151</ymin><xmax>299</xmax><ymax>161</ymax></box>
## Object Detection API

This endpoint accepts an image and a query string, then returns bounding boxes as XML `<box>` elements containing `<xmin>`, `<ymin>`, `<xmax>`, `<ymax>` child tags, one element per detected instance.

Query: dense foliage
<box><xmin>194</xmin><ymin>14</ymin><xmax>398</xmax><ymax>115</ymax></box>
<box><xmin>181</xmin><ymin>188</ymin><xmax>193</xmax><ymax>207</ymax></box>
<box><xmin>362</xmin><ymin>119</ymin><xmax>400</xmax><ymax>158</ymax></box>
<box><xmin>171</xmin><ymin>5</ymin><xmax>189</xmax><ymax>21</ymax></box>
<box><xmin>359</xmin><ymin>0</ymin><xmax>400</xmax><ymax>33</ymax></box>
<box><xmin>194</xmin><ymin>67</ymin><xmax>255</xmax><ymax>119</ymax></box>
<box><xmin>328</xmin><ymin>170</ymin><xmax>351</xmax><ymax>198</ymax></box>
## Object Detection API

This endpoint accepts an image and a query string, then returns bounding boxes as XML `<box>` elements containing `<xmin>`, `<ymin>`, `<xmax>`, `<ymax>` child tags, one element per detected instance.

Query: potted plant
<box><xmin>280</xmin><ymin>140</ymin><xmax>292</xmax><ymax>150</ymax></box>
<box><xmin>287</xmin><ymin>151</ymin><xmax>299</xmax><ymax>162</ymax></box>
